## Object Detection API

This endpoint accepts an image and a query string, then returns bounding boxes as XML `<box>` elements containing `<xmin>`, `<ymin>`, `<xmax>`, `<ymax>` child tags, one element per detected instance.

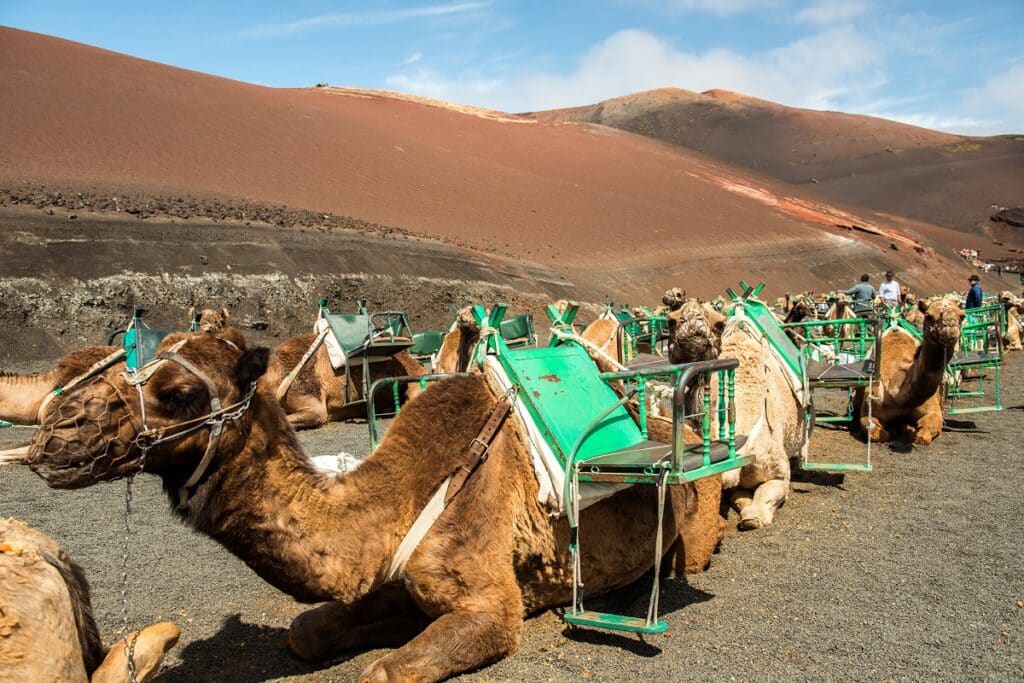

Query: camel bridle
<box><xmin>121</xmin><ymin>341</ymin><xmax>258</xmax><ymax>510</ymax></box>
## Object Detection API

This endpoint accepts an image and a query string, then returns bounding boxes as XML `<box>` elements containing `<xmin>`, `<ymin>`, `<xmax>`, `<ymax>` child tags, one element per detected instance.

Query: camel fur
<box><xmin>28</xmin><ymin>331</ymin><xmax>724</xmax><ymax>682</ymax></box>
<box><xmin>856</xmin><ymin>297</ymin><xmax>964</xmax><ymax>444</ymax></box>
<box><xmin>0</xmin><ymin>518</ymin><xmax>179</xmax><ymax>682</ymax></box>
<box><xmin>713</xmin><ymin>314</ymin><xmax>806</xmax><ymax>530</ymax></box>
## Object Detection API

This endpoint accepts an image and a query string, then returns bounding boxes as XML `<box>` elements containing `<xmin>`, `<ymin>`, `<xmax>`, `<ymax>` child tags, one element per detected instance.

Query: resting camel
<box><xmin>0</xmin><ymin>346</ymin><xmax>120</xmax><ymax>427</ymax></box>
<box><xmin>667</xmin><ymin>300</ymin><xmax>806</xmax><ymax>530</ymax></box>
<box><xmin>0</xmin><ymin>518</ymin><xmax>179</xmax><ymax>682</ymax></box>
<box><xmin>262</xmin><ymin>334</ymin><xmax>426</xmax><ymax>430</ymax></box>
<box><xmin>28</xmin><ymin>330</ymin><xmax>724</xmax><ymax>681</ymax></box>
<box><xmin>998</xmin><ymin>292</ymin><xmax>1023</xmax><ymax>351</ymax></box>
<box><xmin>0</xmin><ymin>308</ymin><xmax>231</xmax><ymax>429</ymax></box>
<box><xmin>856</xmin><ymin>296</ymin><xmax>964</xmax><ymax>444</ymax></box>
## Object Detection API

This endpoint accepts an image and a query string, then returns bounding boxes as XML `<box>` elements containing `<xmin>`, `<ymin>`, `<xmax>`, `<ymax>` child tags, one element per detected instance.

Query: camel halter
<box><xmin>121</xmin><ymin>340</ymin><xmax>258</xmax><ymax>509</ymax></box>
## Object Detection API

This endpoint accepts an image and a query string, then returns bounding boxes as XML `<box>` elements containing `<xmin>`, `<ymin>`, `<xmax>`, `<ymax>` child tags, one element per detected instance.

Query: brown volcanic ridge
<box><xmin>529</xmin><ymin>88</ymin><xmax>1024</xmax><ymax>248</ymax></box>
<box><xmin>0</xmin><ymin>27</ymin><xmax>986</xmax><ymax>303</ymax></box>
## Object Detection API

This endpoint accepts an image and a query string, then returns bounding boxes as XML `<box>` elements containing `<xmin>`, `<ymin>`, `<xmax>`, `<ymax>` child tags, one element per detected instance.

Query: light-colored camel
<box><xmin>27</xmin><ymin>330</ymin><xmax>725</xmax><ymax>682</ymax></box>
<box><xmin>188</xmin><ymin>306</ymin><xmax>230</xmax><ymax>333</ymax></box>
<box><xmin>717</xmin><ymin>312</ymin><xmax>807</xmax><ymax>530</ymax></box>
<box><xmin>262</xmin><ymin>333</ymin><xmax>426</xmax><ymax>430</ymax></box>
<box><xmin>998</xmin><ymin>291</ymin><xmax>1023</xmax><ymax>351</ymax></box>
<box><xmin>0</xmin><ymin>518</ymin><xmax>179</xmax><ymax>682</ymax></box>
<box><xmin>856</xmin><ymin>297</ymin><xmax>964</xmax><ymax>444</ymax></box>
<box><xmin>667</xmin><ymin>299</ymin><xmax>806</xmax><ymax>530</ymax></box>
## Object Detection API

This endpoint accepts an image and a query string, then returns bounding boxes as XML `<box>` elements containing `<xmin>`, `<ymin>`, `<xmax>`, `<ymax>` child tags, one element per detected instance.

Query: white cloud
<box><xmin>963</xmin><ymin>63</ymin><xmax>1024</xmax><ymax>134</ymax></box>
<box><xmin>795</xmin><ymin>1</ymin><xmax>872</xmax><ymax>25</ymax></box>
<box><xmin>388</xmin><ymin>27</ymin><xmax>882</xmax><ymax>113</ymax></box>
<box><xmin>231</xmin><ymin>2</ymin><xmax>487</xmax><ymax>40</ymax></box>
<box><xmin>400</xmin><ymin>52</ymin><xmax>424</xmax><ymax>66</ymax></box>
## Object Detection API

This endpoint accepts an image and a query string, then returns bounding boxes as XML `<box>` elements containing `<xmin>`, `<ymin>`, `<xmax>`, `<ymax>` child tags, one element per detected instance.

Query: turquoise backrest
<box><xmin>499</xmin><ymin>343</ymin><xmax>642</xmax><ymax>465</ymax></box>
<box><xmin>732</xmin><ymin>298</ymin><xmax>803</xmax><ymax>379</ymax></box>
<box><xmin>411</xmin><ymin>330</ymin><xmax>445</xmax><ymax>356</ymax></box>
<box><xmin>124</xmin><ymin>327</ymin><xmax>171</xmax><ymax>370</ymax></box>
<box><xmin>500</xmin><ymin>314</ymin><xmax>534</xmax><ymax>342</ymax></box>
<box><xmin>324</xmin><ymin>314</ymin><xmax>372</xmax><ymax>354</ymax></box>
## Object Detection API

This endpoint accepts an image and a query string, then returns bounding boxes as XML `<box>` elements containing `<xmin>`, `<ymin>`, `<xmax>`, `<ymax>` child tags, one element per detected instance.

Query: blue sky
<box><xmin>3</xmin><ymin>1</ymin><xmax>1022</xmax><ymax>134</ymax></box>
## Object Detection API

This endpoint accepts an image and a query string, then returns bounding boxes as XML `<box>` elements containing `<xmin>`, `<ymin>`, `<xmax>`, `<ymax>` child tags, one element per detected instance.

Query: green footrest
<box><xmin>802</xmin><ymin>462</ymin><xmax>872</xmax><ymax>472</ymax></box>
<box><xmin>564</xmin><ymin>610</ymin><xmax>668</xmax><ymax>635</ymax></box>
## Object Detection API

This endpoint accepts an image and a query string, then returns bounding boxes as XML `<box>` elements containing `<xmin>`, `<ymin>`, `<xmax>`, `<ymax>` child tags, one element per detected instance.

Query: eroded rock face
<box><xmin>991</xmin><ymin>206</ymin><xmax>1024</xmax><ymax>228</ymax></box>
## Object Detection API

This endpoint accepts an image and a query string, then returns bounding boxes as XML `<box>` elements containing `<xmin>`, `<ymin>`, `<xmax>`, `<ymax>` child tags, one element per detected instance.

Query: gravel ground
<box><xmin>1</xmin><ymin>360</ymin><xmax>1022</xmax><ymax>681</ymax></box>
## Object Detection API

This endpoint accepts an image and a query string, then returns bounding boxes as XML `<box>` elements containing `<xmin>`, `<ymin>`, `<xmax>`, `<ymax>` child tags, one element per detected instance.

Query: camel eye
<box><xmin>157</xmin><ymin>385</ymin><xmax>205</xmax><ymax>412</ymax></box>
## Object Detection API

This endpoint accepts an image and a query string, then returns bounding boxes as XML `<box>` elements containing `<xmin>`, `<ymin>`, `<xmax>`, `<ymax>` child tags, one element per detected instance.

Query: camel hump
<box><xmin>91</xmin><ymin>621</ymin><xmax>180</xmax><ymax>683</ymax></box>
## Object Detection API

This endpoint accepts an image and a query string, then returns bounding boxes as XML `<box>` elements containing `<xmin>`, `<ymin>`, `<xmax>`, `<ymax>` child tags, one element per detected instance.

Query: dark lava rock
<box><xmin>991</xmin><ymin>206</ymin><xmax>1024</xmax><ymax>228</ymax></box>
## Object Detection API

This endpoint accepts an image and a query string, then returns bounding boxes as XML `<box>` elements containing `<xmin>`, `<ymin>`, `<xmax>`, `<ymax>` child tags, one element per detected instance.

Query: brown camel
<box><xmin>0</xmin><ymin>345</ymin><xmax>120</xmax><ymax>426</ymax></box>
<box><xmin>28</xmin><ymin>331</ymin><xmax>725</xmax><ymax>682</ymax></box>
<box><xmin>262</xmin><ymin>333</ymin><xmax>426</xmax><ymax>430</ymax></box>
<box><xmin>188</xmin><ymin>306</ymin><xmax>230</xmax><ymax>333</ymax></box>
<box><xmin>0</xmin><ymin>518</ymin><xmax>179</xmax><ymax>682</ymax></box>
<box><xmin>857</xmin><ymin>297</ymin><xmax>964</xmax><ymax>444</ymax></box>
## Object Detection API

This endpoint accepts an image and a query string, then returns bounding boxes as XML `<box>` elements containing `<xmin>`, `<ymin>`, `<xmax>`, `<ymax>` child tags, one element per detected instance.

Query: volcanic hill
<box><xmin>529</xmin><ymin>88</ymin><xmax>1024</xmax><ymax>245</ymax></box>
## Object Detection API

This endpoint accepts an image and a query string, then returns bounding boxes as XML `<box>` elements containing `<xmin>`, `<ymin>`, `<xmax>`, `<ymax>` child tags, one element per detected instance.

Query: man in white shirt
<box><xmin>879</xmin><ymin>270</ymin><xmax>902</xmax><ymax>307</ymax></box>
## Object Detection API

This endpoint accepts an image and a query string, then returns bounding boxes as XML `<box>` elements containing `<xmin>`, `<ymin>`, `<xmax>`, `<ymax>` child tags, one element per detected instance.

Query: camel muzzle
<box><xmin>27</xmin><ymin>384</ymin><xmax>142</xmax><ymax>489</ymax></box>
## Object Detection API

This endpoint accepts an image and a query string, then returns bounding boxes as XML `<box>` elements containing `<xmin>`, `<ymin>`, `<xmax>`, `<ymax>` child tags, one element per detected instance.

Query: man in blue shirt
<box><xmin>965</xmin><ymin>274</ymin><xmax>983</xmax><ymax>309</ymax></box>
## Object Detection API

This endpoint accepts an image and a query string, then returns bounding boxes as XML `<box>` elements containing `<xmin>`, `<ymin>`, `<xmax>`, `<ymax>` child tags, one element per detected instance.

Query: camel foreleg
<box><xmin>910</xmin><ymin>409</ymin><xmax>943</xmax><ymax>445</ymax></box>
<box><xmin>288</xmin><ymin>587</ymin><xmax>428</xmax><ymax>662</ymax></box>
<box><xmin>734</xmin><ymin>478</ymin><xmax>788</xmax><ymax>530</ymax></box>
<box><xmin>360</xmin><ymin>606</ymin><xmax>521</xmax><ymax>683</ymax></box>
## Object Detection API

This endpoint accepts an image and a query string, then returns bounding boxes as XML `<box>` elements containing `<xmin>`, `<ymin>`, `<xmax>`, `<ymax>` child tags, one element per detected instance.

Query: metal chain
<box><xmin>119</xmin><ymin>472</ymin><xmax>139</xmax><ymax>683</ymax></box>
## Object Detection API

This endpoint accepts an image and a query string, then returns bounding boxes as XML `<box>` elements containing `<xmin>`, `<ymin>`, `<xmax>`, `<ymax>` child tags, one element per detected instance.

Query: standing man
<box><xmin>879</xmin><ymin>271</ymin><xmax>902</xmax><ymax>308</ymax></box>
<box><xmin>843</xmin><ymin>274</ymin><xmax>876</xmax><ymax>314</ymax></box>
<box><xmin>965</xmin><ymin>274</ymin><xmax>983</xmax><ymax>309</ymax></box>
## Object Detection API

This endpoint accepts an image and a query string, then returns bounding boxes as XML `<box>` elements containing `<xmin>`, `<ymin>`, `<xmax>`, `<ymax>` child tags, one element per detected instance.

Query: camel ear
<box><xmin>235</xmin><ymin>347</ymin><xmax>269</xmax><ymax>391</ymax></box>
<box><xmin>713</xmin><ymin>319</ymin><xmax>726</xmax><ymax>335</ymax></box>
<box><xmin>221</xmin><ymin>307</ymin><xmax>230</xmax><ymax>322</ymax></box>
<box><xmin>918</xmin><ymin>300</ymin><xmax>928</xmax><ymax>313</ymax></box>
<box><xmin>188</xmin><ymin>306</ymin><xmax>196</xmax><ymax>321</ymax></box>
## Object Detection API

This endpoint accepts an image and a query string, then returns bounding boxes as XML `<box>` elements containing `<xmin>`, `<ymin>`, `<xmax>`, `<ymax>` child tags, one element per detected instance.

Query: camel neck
<box><xmin>170</xmin><ymin>392</ymin><xmax>437</xmax><ymax>604</ymax></box>
<box><xmin>0</xmin><ymin>368</ymin><xmax>59</xmax><ymax>423</ymax></box>
<box><xmin>902</xmin><ymin>334</ymin><xmax>950</xmax><ymax>406</ymax></box>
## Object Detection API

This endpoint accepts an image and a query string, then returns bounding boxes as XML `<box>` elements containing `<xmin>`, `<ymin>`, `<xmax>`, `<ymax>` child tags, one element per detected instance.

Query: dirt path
<box><xmin>1</xmin><ymin>360</ymin><xmax>1021</xmax><ymax>681</ymax></box>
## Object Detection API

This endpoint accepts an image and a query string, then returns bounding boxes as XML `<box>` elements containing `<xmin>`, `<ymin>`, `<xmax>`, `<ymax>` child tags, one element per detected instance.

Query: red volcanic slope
<box><xmin>529</xmin><ymin>88</ymin><xmax>1024</xmax><ymax>239</ymax></box>
<box><xmin>0</xmin><ymin>28</ymin><xmax>971</xmax><ymax>296</ymax></box>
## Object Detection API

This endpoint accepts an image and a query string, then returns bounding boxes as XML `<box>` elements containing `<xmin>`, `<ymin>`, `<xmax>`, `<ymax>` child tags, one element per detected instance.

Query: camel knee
<box><xmin>289</xmin><ymin>602</ymin><xmax>351</xmax><ymax>661</ymax></box>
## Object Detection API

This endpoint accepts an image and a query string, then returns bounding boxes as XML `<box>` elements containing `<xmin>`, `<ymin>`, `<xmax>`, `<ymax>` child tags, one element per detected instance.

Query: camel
<box><xmin>0</xmin><ymin>518</ymin><xmax>179</xmax><ymax>682</ymax></box>
<box><xmin>262</xmin><ymin>332</ymin><xmax>426</xmax><ymax>430</ymax></box>
<box><xmin>998</xmin><ymin>291</ymin><xmax>1023</xmax><ymax>351</ymax></box>
<box><xmin>189</xmin><ymin>306</ymin><xmax>230</xmax><ymax>333</ymax></box>
<box><xmin>856</xmin><ymin>297</ymin><xmax>964</xmax><ymax>444</ymax></box>
<box><xmin>666</xmin><ymin>298</ymin><xmax>807</xmax><ymax>530</ymax></box>
<box><xmin>0</xmin><ymin>345</ymin><xmax>121</xmax><ymax>427</ymax></box>
<box><xmin>1</xmin><ymin>307</ymin><xmax>232</xmax><ymax>429</ymax></box>
<box><xmin>27</xmin><ymin>330</ymin><xmax>726</xmax><ymax>681</ymax></box>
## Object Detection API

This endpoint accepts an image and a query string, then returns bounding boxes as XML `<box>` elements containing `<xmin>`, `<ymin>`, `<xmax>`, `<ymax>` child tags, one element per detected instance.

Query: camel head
<box><xmin>199</xmin><ymin>307</ymin><xmax>230</xmax><ymax>333</ymax></box>
<box><xmin>436</xmin><ymin>306</ymin><xmax>481</xmax><ymax>374</ymax></box>
<box><xmin>666</xmin><ymin>298</ymin><xmax>724</xmax><ymax>364</ymax></box>
<box><xmin>784</xmin><ymin>294</ymin><xmax>815</xmax><ymax>322</ymax></box>
<box><xmin>661</xmin><ymin>287</ymin><xmax>686</xmax><ymax>312</ymax></box>
<box><xmin>27</xmin><ymin>331</ymin><xmax>269</xmax><ymax>490</ymax></box>
<box><xmin>918</xmin><ymin>297</ymin><xmax>965</xmax><ymax>348</ymax></box>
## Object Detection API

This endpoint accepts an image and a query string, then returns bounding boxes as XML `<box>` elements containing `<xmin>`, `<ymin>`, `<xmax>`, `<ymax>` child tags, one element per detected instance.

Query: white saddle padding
<box><xmin>315</xmin><ymin>318</ymin><xmax>348</xmax><ymax>370</ymax></box>
<box><xmin>482</xmin><ymin>357</ymin><xmax>630</xmax><ymax>516</ymax></box>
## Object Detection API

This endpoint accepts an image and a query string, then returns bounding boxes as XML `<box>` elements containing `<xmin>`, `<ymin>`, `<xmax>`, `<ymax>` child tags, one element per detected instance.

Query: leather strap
<box><xmin>275</xmin><ymin>327</ymin><xmax>330</xmax><ymax>400</ymax></box>
<box><xmin>444</xmin><ymin>394</ymin><xmax>512</xmax><ymax>505</ymax></box>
